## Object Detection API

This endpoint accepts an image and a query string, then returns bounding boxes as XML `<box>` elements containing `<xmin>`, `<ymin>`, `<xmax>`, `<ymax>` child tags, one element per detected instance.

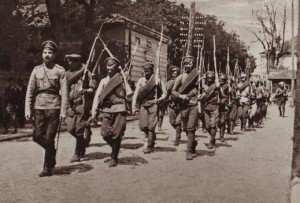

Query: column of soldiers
<box><xmin>25</xmin><ymin>40</ymin><xmax>273</xmax><ymax>177</ymax></box>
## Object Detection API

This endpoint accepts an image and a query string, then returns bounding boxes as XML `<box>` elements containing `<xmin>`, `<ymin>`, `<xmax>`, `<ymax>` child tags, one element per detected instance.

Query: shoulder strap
<box><xmin>179</xmin><ymin>69</ymin><xmax>199</xmax><ymax>94</ymax></box>
<box><xmin>98</xmin><ymin>73</ymin><xmax>123</xmax><ymax>106</ymax></box>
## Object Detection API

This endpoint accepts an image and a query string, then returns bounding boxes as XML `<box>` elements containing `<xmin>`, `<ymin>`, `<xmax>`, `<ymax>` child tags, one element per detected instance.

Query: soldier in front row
<box><xmin>237</xmin><ymin>73</ymin><xmax>250</xmax><ymax>132</ymax></box>
<box><xmin>199</xmin><ymin>71</ymin><xmax>225</xmax><ymax>149</ymax></box>
<box><xmin>218</xmin><ymin>74</ymin><xmax>229</xmax><ymax>142</ymax></box>
<box><xmin>166</xmin><ymin>65</ymin><xmax>182</xmax><ymax>146</ymax></box>
<box><xmin>132</xmin><ymin>62</ymin><xmax>167</xmax><ymax>154</ymax></box>
<box><xmin>91</xmin><ymin>57</ymin><xmax>129</xmax><ymax>167</ymax></box>
<box><xmin>25</xmin><ymin>40</ymin><xmax>68</xmax><ymax>177</ymax></box>
<box><xmin>65</xmin><ymin>54</ymin><xmax>96</xmax><ymax>163</ymax></box>
<box><xmin>172</xmin><ymin>56</ymin><xmax>199</xmax><ymax>160</ymax></box>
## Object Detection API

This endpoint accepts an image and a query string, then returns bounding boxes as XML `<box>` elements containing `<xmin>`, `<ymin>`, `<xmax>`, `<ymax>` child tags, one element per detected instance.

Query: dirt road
<box><xmin>0</xmin><ymin>105</ymin><xmax>293</xmax><ymax>203</ymax></box>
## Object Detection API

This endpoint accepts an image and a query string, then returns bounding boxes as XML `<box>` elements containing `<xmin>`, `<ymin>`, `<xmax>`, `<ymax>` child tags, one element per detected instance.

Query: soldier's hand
<box><xmin>60</xmin><ymin>114</ymin><xmax>66</xmax><ymax>122</ymax></box>
<box><xmin>132</xmin><ymin>108</ymin><xmax>139</xmax><ymax>115</ymax></box>
<box><xmin>179</xmin><ymin>94</ymin><xmax>188</xmax><ymax>100</ymax></box>
<box><xmin>216</xmin><ymin>80</ymin><xmax>220</xmax><ymax>88</ymax></box>
<box><xmin>25</xmin><ymin>114</ymin><xmax>31</xmax><ymax>121</ymax></box>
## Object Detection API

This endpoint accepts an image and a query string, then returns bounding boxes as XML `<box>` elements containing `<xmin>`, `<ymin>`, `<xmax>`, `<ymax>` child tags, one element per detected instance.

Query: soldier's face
<box><xmin>207</xmin><ymin>77</ymin><xmax>214</xmax><ymax>85</ymax></box>
<box><xmin>171</xmin><ymin>71</ymin><xmax>179</xmax><ymax>79</ymax></box>
<box><xmin>184</xmin><ymin>60</ymin><xmax>194</xmax><ymax>73</ymax></box>
<box><xmin>144</xmin><ymin>69</ymin><xmax>153</xmax><ymax>80</ymax></box>
<box><xmin>42</xmin><ymin>49</ymin><xmax>56</xmax><ymax>64</ymax></box>
<box><xmin>107</xmin><ymin>65</ymin><xmax>118</xmax><ymax>77</ymax></box>
<box><xmin>220</xmin><ymin>78</ymin><xmax>226</xmax><ymax>85</ymax></box>
<box><xmin>66</xmin><ymin>60</ymin><xmax>81</xmax><ymax>71</ymax></box>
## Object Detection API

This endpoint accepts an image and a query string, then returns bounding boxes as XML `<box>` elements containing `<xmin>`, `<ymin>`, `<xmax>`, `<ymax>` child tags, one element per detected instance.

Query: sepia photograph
<box><xmin>0</xmin><ymin>0</ymin><xmax>299</xmax><ymax>202</ymax></box>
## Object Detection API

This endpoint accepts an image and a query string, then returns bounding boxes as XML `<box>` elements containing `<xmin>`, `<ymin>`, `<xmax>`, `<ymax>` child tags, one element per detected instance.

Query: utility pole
<box><xmin>291</xmin><ymin>0</ymin><xmax>295</xmax><ymax>107</ymax></box>
<box><xmin>186</xmin><ymin>2</ymin><xmax>195</xmax><ymax>56</ymax></box>
<box><xmin>292</xmin><ymin>0</ymin><xmax>300</xmax><ymax>179</ymax></box>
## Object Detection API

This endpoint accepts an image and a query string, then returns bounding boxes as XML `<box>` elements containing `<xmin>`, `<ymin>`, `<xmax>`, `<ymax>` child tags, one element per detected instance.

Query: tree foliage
<box><xmin>251</xmin><ymin>0</ymin><xmax>287</xmax><ymax>73</ymax></box>
<box><xmin>1</xmin><ymin>0</ymin><xmax>255</xmax><ymax>74</ymax></box>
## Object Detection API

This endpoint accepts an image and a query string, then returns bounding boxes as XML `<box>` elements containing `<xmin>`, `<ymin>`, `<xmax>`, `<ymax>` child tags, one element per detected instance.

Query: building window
<box><xmin>147</xmin><ymin>40</ymin><xmax>152</xmax><ymax>48</ymax></box>
<box><xmin>135</xmin><ymin>36</ymin><xmax>140</xmax><ymax>44</ymax></box>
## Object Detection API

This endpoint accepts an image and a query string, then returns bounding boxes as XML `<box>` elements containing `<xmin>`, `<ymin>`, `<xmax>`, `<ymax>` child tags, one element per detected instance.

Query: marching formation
<box><xmin>25</xmin><ymin>39</ymin><xmax>288</xmax><ymax>177</ymax></box>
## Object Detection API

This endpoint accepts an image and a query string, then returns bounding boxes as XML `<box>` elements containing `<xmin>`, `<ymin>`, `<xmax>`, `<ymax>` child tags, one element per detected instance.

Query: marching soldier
<box><xmin>199</xmin><ymin>71</ymin><xmax>224</xmax><ymax>149</ymax></box>
<box><xmin>132</xmin><ymin>62</ymin><xmax>167</xmax><ymax>154</ymax></box>
<box><xmin>65</xmin><ymin>54</ymin><xmax>96</xmax><ymax>162</ymax></box>
<box><xmin>25</xmin><ymin>40</ymin><xmax>68</xmax><ymax>177</ymax></box>
<box><xmin>157</xmin><ymin>97</ymin><xmax>167</xmax><ymax>131</ymax></box>
<box><xmin>237</xmin><ymin>73</ymin><xmax>250</xmax><ymax>132</ymax></box>
<box><xmin>91</xmin><ymin>57</ymin><xmax>129</xmax><ymax>167</ymax></box>
<box><xmin>172</xmin><ymin>56</ymin><xmax>199</xmax><ymax>160</ymax></box>
<box><xmin>227</xmin><ymin>76</ymin><xmax>238</xmax><ymax>135</ymax></box>
<box><xmin>274</xmin><ymin>81</ymin><xmax>288</xmax><ymax>117</ymax></box>
<box><xmin>218</xmin><ymin>74</ymin><xmax>229</xmax><ymax>142</ymax></box>
<box><xmin>166</xmin><ymin>65</ymin><xmax>182</xmax><ymax>146</ymax></box>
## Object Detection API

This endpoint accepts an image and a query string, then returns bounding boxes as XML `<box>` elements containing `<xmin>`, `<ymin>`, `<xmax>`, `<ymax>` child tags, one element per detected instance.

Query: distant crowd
<box><xmin>0</xmin><ymin>77</ymin><xmax>27</xmax><ymax>134</ymax></box>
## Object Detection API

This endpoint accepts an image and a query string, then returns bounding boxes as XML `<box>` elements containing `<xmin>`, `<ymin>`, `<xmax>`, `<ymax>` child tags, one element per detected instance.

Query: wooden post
<box><xmin>291</xmin><ymin>0</ymin><xmax>295</xmax><ymax>107</ymax></box>
<box><xmin>186</xmin><ymin>2</ymin><xmax>195</xmax><ymax>56</ymax></box>
<box><xmin>292</xmin><ymin>0</ymin><xmax>300</xmax><ymax>179</ymax></box>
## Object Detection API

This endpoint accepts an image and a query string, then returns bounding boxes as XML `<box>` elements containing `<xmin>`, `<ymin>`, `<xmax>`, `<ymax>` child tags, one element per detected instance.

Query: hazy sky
<box><xmin>176</xmin><ymin>0</ymin><xmax>298</xmax><ymax>60</ymax></box>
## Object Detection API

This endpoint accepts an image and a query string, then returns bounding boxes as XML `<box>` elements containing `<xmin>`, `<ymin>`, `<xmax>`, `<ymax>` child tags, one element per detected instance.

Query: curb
<box><xmin>291</xmin><ymin>177</ymin><xmax>300</xmax><ymax>203</ymax></box>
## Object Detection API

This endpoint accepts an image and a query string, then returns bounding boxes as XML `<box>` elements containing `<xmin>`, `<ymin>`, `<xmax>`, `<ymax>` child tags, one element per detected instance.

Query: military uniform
<box><xmin>218</xmin><ymin>75</ymin><xmax>229</xmax><ymax>142</ymax></box>
<box><xmin>200</xmin><ymin>71</ymin><xmax>224</xmax><ymax>149</ymax></box>
<box><xmin>65</xmin><ymin>54</ymin><xmax>96</xmax><ymax>162</ymax></box>
<box><xmin>227</xmin><ymin>77</ymin><xmax>238</xmax><ymax>135</ymax></box>
<box><xmin>132</xmin><ymin>62</ymin><xmax>167</xmax><ymax>154</ymax></box>
<box><xmin>25</xmin><ymin>40</ymin><xmax>68</xmax><ymax>177</ymax></box>
<box><xmin>274</xmin><ymin>82</ymin><xmax>288</xmax><ymax>117</ymax></box>
<box><xmin>172</xmin><ymin>56</ymin><xmax>199</xmax><ymax>160</ymax></box>
<box><xmin>237</xmin><ymin>74</ymin><xmax>250</xmax><ymax>131</ymax></box>
<box><xmin>166</xmin><ymin>66</ymin><xmax>181</xmax><ymax>146</ymax></box>
<box><xmin>91</xmin><ymin>57</ymin><xmax>128</xmax><ymax>167</ymax></box>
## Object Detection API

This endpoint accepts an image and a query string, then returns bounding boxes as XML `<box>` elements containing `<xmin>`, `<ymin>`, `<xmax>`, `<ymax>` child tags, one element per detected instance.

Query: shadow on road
<box><xmin>156</xmin><ymin>137</ymin><xmax>169</xmax><ymax>141</ymax></box>
<box><xmin>121</xmin><ymin>143</ymin><xmax>144</xmax><ymax>149</ymax></box>
<box><xmin>123</xmin><ymin>137</ymin><xmax>139</xmax><ymax>140</ymax></box>
<box><xmin>118</xmin><ymin>156</ymin><xmax>148</xmax><ymax>166</ymax></box>
<box><xmin>88</xmin><ymin>143</ymin><xmax>107</xmax><ymax>148</ymax></box>
<box><xmin>215</xmin><ymin>142</ymin><xmax>232</xmax><ymax>148</ymax></box>
<box><xmin>82</xmin><ymin>152</ymin><xmax>111</xmax><ymax>161</ymax></box>
<box><xmin>153</xmin><ymin>146</ymin><xmax>177</xmax><ymax>152</ymax></box>
<box><xmin>225</xmin><ymin>137</ymin><xmax>239</xmax><ymax>141</ymax></box>
<box><xmin>14</xmin><ymin>137</ymin><xmax>32</xmax><ymax>142</ymax></box>
<box><xmin>196</xmin><ymin>149</ymin><xmax>215</xmax><ymax>157</ymax></box>
<box><xmin>53</xmin><ymin>163</ymin><xmax>93</xmax><ymax>176</ymax></box>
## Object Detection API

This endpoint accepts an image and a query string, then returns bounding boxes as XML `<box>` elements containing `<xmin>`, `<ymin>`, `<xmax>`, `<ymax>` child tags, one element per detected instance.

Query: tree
<box><xmin>251</xmin><ymin>0</ymin><xmax>287</xmax><ymax>73</ymax></box>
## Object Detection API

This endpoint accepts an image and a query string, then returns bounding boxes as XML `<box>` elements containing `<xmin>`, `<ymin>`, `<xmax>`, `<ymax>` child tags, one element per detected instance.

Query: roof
<box><xmin>267</xmin><ymin>69</ymin><xmax>296</xmax><ymax>80</ymax></box>
<box><xmin>106</xmin><ymin>14</ymin><xmax>171</xmax><ymax>43</ymax></box>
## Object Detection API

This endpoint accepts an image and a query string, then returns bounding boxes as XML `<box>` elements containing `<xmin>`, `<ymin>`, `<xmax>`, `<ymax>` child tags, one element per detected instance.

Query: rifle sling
<box><xmin>137</xmin><ymin>75</ymin><xmax>156</xmax><ymax>102</ymax></box>
<box><xmin>179</xmin><ymin>69</ymin><xmax>199</xmax><ymax>94</ymax></box>
<box><xmin>98</xmin><ymin>73</ymin><xmax>123</xmax><ymax>106</ymax></box>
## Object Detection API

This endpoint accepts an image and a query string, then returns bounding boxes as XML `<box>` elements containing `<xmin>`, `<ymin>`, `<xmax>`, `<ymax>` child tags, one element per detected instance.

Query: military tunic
<box><xmin>25</xmin><ymin>63</ymin><xmax>68</xmax><ymax>169</ymax></box>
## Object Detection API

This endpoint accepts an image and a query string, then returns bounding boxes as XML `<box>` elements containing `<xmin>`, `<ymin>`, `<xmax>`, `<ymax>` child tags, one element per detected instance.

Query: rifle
<box><xmin>226</xmin><ymin>46</ymin><xmax>232</xmax><ymax>104</ymax></box>
<box><xmin>99</xmin><ymin>37</ymin><xmax>133</xmax><ymax>97</ymax></box>
<box><xmin>155</xmin><ymin>25</ymin><xmax>164</xmax><ymax>101</ymax></box>
<box><xmin>198</xmin><ymin>38</ymin><xmax>204</xmax><ymax>113</ymax></box>
<box><xmin>79</xmin><ymin>22</ymin><xmax>105</xmax><ymax>91</ymax></box>
<box><xmin>91</xmin><ymin>49</ymin><xmax>105</xmax><ymax>79</ymax></box>
<box><xmin>213</xmin><ymin>35</ymin><xmax>220</xmax><ymax>103</ymax></box>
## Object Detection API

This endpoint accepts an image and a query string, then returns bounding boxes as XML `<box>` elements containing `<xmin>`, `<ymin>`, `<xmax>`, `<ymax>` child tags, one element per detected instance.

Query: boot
<box><xmin>186</xmin><ymin>132</ymin><xmax>195</xmax><ymax>160</ymax></box>
<box><xmin>207</xmin><ymin>128</ymin><xmax>216</xmax><ymax>149</ymax></box>
<box><xmin>70</xmin><ymin>154</ymin><xmax>81</xmax><ymax>163</ymax></box>
<box><xmin>279</xmin><ymin>108</ymin><xmax>282</xmax><ymax>117</ymax></box>
<box><xmin>174</xmin><ymin>126</ymin><xmax>181</xmax><ymax>146</ymax></box>
<box><xmin>144</xmin><ymin>131</ymin><xmax>155</xmax><ymax>154</ymax></box>
<box><xmin>219</xmin><ymin>125</ymin><xmax>225</xmax><ymax>143</ymax></box>
<box><xmin>241</xmin><ymin>118</ymin><xmax>247</xmax><ymax>132</ymax></box>
<box><xmin>39</xmin><ymin>167</ymin><xmax>52</xmax><ymax>177</ymax></box>
<box><xmin>282</xmin><ymin>107</ymin><xmax>285</xmax><ymax>117</ymax></box>
<box><xmin>229</xmin><ymin>121</ymin><xmax>234</xmax><ymax>135</ymax></box>
<box><xmin>109</xmin><ymin>139</ymin><xmax>121</xmax><ymax>167</ymax></box>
